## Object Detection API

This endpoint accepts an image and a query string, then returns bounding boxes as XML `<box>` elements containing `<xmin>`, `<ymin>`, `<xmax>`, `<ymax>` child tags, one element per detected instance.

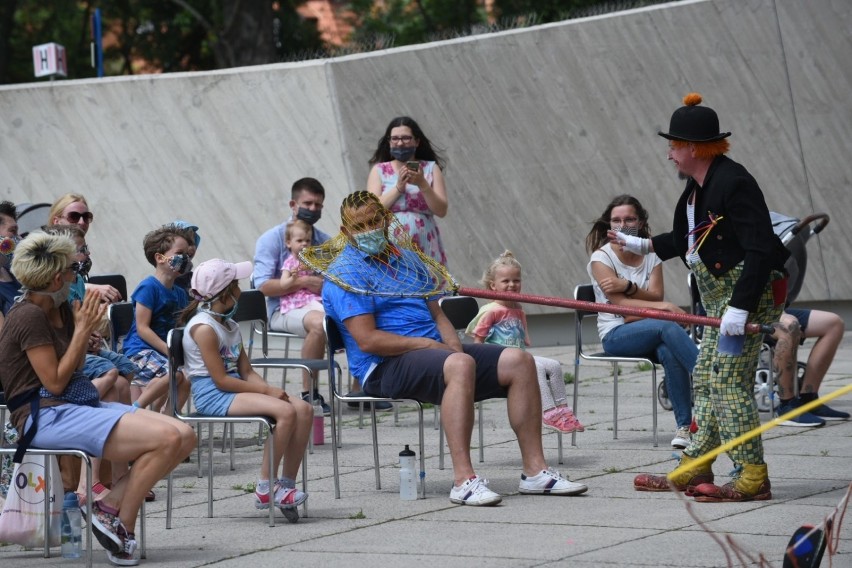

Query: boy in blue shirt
<box><xmin>123</xmin><ymin>225</ymin><xmax>192</xmax><ymax>411</ymax></box>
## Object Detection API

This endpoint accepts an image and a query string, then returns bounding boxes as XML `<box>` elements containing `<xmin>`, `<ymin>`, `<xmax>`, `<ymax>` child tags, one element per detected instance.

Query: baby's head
<box><xmin>481</xmin><ymin>250</ymin><xmax>523</xmax><ymax>292</ymax></box>
<box><xmin>190</xmin><ymin>258</ymin><xmax>253</xmax><ymax>303</ymax></box>
<box><xmin>285</xmin><ymin>219</ymin><xmax>313</xmax><ymax>255</ymax></box>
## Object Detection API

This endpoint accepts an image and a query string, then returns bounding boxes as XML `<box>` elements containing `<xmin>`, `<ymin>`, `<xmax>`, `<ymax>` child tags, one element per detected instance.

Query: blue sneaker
<box><xmin>799</xmin><ymin>393</ymin><xmax>850</xmax><ymax>421</ymax></box>
<box><xmin>777</xmin><ymin>399</ymin><xmax>825</xmax><ymax>427</ymax></box>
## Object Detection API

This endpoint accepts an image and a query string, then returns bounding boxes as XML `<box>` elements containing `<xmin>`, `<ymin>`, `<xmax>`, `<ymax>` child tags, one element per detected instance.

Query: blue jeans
<box><xmin>602</xmin><ymin>320</ymin><xmax>697</xmax><ymax>428</ymax></box>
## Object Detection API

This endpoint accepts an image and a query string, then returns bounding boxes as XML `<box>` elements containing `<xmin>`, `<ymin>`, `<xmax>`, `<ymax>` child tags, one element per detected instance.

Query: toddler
<box><xmin>467</xmin><ymin>251</ymin><xmax>584</xmax><ymax>433</ymax></box>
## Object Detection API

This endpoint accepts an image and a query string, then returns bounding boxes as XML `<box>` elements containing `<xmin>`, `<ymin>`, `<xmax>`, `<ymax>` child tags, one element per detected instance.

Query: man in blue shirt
<box><xmin>322</xmin><ymin>191</ymin><xmax>588</xmax><ymax>506</ymax></box>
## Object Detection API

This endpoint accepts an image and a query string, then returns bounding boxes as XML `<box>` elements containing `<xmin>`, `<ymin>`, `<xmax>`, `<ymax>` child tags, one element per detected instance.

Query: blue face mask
<box><xmin>389</xmin><ymin>147</ymin><xmax>416</xmax><ymax>162</ymax></box>
<box><xmin>353</xmin><ymin>228</ymin><xmax>387</xmax><ymax>256</ymax></box>
<box><xmin>200</xmin><ymin>294</ymin><xmax>239</xmax><ymax>321</ymax></box>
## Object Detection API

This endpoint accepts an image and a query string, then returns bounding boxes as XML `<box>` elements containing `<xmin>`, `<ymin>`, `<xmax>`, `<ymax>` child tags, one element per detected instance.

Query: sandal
<box><xmin>145</xmin><ymin>489</ymin><xmax>156</xmax><ymax>502</ymax></box>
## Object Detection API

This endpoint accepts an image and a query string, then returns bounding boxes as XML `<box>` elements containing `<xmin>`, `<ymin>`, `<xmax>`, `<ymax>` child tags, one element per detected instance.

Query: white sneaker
<box><xmin>449</xmin><ymin>475</ymin><xmax>502</xmax><ymax>506</ymax></box>
<box><xmin>519</xmin><ymin>469</ymin><xmax>588</xmax><ymax>495</ymax></box>
<box><xmin>671</xmin><ymin>426</ymin><xmax>691</xmax><ymax>449</ymax></box>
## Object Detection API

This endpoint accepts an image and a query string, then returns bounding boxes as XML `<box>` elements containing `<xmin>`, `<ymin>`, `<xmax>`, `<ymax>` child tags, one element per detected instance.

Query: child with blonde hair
<box><xmin>277</xmin><ymin>219</ymin><xmax>332</xmax><ymax>413</ymax></box>
<box><xmin>467</xmin><ymin>251</ymin><xmax>584</xmax><ymax>433</ymax></box>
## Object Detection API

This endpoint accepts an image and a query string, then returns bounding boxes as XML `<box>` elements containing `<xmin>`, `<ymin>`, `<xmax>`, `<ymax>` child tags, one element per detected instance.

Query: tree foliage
<box><xmin>0</xmin><ymin>0</ymin><xmax>323</xmax><ymax>84</ymax></box>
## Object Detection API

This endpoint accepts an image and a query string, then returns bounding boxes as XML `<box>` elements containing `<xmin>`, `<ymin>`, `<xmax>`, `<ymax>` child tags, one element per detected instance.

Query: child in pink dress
<box><xmin>278</xmin><ymin>220</ymin><xmax>323</xmax><ymax>317</ymax></box>
<box><xmin>467</xmin><ymin>251</ymin><xmax>584</xmax><ymax>433</ymax></box>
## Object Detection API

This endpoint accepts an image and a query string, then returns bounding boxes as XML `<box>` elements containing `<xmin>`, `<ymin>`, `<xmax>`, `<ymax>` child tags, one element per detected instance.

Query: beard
<box><xmin>677</xmin><ymin>171</ymin><xmax>689</xmax><ymax>181</ymax></box>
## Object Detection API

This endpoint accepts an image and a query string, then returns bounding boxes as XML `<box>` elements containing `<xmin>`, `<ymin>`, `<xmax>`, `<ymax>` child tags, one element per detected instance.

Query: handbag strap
<box><xmin>6</xmin><ymin>388</ymin><xmax>40</xmax><ymax>464</ymax></box>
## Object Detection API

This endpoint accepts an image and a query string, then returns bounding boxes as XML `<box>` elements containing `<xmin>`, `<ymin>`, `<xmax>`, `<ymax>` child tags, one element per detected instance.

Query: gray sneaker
<box><xmin>671</xmin><ymin>426</ymin><xmax>692</xmax><ymax>449</ymax></box>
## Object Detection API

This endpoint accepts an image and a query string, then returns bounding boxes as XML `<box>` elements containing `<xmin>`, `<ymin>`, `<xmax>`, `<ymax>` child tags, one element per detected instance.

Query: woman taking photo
<box><xmin>366</xmin><ymin>116</ymin><xmax>448</xmax><ymax>265</ymax></box>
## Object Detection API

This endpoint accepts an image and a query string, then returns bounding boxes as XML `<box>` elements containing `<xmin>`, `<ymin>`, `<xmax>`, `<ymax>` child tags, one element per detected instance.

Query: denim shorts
<box><xmin>128</xmin><ymin>349</ymin><xmax>170</xmax><ymax>386</ymax></box>
<box><xmin>190</xmin><ymin>376</ymin><xmax>238</xmax><ymax>416</ymax></box>
<box><xmin>81</xmin><ymin>354</ymin><xmax>117</xmax><ymax>381</ymax></box>
<box><xmin>26</xmin><ymin>402</ymin><xmax>137</xmax><ymax>457</ymax></box>
<box><xmin>364</xmin><ymin>343</ymin><xmax>507</xmax><ymax>405</ymax></box>
<box><xmin>97</xmin><ymin>349</ymin><xmax>137</xmax><ymax>377</ymax></box>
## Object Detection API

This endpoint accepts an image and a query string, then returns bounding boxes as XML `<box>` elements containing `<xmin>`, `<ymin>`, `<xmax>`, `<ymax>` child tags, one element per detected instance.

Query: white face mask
<box><xmin>31</xmin><ymin>279</ymin><xmax>72</xmax><ymax>307</ymax></box>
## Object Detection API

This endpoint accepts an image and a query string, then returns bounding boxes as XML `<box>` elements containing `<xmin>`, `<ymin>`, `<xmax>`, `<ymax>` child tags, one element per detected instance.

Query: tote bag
<box><xmin>0</xmin><ymin>455</ymin><xmax>62</xmax><ymax>547</ymax></box>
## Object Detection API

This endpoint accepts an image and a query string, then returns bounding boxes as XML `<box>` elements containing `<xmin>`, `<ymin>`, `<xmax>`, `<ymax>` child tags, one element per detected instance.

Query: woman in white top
<box><xmin>585</xmin><ymin>195</ymin><xmax>697</xmax><ymax>449</ymax></box>
<box><xmin>180</xmin><ymin>258</ymin><xmax>312</xmax><ymax>519</ymax></box>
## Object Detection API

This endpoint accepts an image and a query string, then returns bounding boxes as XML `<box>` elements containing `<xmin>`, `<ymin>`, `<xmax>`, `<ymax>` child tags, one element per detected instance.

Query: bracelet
<box><xmin>625</xmin><ymin>281</ymin><xmax>638</xmax><ymax>296</ymax></box>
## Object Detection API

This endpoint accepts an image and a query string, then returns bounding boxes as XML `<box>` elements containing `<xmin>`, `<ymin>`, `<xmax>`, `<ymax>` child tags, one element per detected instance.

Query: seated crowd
<box><xmin>0</xmin><ymin>174</ymin><xmax>847</xmax><ymax>567</ymax></box>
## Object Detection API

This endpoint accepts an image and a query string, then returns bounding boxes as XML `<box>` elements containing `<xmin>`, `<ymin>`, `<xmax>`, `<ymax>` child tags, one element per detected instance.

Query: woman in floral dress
<box><xmin>366</xmin><ymin>116</ymin><xmax>448</xmax><ymax>266</ymax></box>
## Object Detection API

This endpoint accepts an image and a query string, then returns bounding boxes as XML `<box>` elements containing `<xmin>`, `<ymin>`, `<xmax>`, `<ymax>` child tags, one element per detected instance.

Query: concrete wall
<box><xmin>1</xmin><ymin>0</ymin><xmax>850</xmax><ymax>343</ymax></box>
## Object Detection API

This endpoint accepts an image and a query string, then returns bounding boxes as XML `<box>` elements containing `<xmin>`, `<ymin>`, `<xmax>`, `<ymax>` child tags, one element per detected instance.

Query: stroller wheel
<box><xmin>754</xmin><ymin>366</ymin><xmax>780</xmax><ymax>412</ymax></box>
<box><xmin>657</xmin><ymin>380</ymin><xmax>673</xmax><ymax>411</ymax></box>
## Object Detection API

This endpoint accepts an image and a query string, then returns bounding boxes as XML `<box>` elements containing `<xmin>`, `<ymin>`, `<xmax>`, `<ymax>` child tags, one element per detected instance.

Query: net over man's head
<box><xmin>299</xmin><ymin>191</ymin><xmax>458</xmax><ymax>298</ymax></box>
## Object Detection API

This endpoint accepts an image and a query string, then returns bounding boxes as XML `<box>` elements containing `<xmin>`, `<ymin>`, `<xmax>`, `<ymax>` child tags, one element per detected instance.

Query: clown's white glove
<box><xmin>720</xmin><ymin>306</ymin><xmax>748</xmax><ymax>336</ymax></box>
<box><xmin>619</xmin><ymin>234</ymin><xmax>651</xmax><ymax>256</ymax></box>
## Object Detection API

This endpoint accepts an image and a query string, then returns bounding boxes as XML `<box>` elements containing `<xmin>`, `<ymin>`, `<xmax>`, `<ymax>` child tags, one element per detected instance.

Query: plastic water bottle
<box><xmin>312</xmin><ymin>401</ymin><xmax>325</xmax><ymax>445</ymax></box>
<box><xmin>399</xmin><ymin>445</ymin><xmax>417</xmax><ymax>500</ymax></box>
<box><xmin>61</xmin><ymin>491</ymin><xmax>82</xmax><ymax>558</ymax></box>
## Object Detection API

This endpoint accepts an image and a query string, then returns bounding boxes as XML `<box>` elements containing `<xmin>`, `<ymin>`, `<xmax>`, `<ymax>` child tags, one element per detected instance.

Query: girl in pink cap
<box><xmin>178</xmin><ymin>258</ymin><xmax>312</xmax><ymax>519</ymax></box>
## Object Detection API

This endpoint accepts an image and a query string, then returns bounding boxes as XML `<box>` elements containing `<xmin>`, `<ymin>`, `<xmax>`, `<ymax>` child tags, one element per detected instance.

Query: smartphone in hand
<box><xmin>406</xmin><ymin>161</ymin><xmax>420</xmax><ymax>172</ymax></box>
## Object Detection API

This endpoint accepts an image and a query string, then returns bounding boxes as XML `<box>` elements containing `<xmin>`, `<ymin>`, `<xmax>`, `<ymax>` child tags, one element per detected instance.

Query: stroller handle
<box><xmin>791</xmin><ymin>213</ymin><xmax>829</xmax><ymax>237</ymax></box>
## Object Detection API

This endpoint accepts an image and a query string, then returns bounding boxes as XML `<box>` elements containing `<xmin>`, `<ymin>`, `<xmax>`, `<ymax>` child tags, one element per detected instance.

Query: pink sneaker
<box><xmin>543</xmin><ymin>408</ymin><xmax>584</xmax><ymax>433</ymax></box>
<box><xmin>560</xmin><ymin>408</ymin><xmax>585</xmax><ymax>432</ymax></box>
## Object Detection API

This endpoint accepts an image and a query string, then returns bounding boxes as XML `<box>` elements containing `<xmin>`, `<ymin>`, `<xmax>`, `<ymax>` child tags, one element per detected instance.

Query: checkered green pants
<box><xmin>685</xmin><ymin>261</ymin><xmax>783</xmax><ymax>466</ymax></box>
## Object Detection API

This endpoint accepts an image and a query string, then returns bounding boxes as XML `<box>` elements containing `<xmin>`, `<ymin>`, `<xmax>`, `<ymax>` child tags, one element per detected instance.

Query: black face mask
<box><xmin>296</xmin><ymin>207</ymin><xmax>322</xmax><ymax>226</ymax></box>
<box><xmin>78</xmin><ymin>257</ymin><xmax>93</xmax><ymax>278</ymax></box>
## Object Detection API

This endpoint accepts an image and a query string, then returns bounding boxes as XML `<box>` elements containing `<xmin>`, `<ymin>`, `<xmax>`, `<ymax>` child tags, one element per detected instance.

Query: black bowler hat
<box><xmin>658</xmin><ymin>93</ymin><xmax>731</xmax><ymax>142</ymax></box>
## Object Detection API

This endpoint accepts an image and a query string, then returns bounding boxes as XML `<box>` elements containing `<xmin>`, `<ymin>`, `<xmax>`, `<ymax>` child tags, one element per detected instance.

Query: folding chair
<box><xmin>164</xmin><ymin>328</ymin><xmax>304</xmax><ymax>527</ymax></box>
<box><xmin>572</xmin><ymin>284</ymin><xmax>659</xmax><ymax>447</ymax></box>
<box><xmin>0</xmin><ymin>428</ymin><xmax>147</xmax><ymax>567</ymax></box>
<box><xmin>324</xmin><ymin>316</ymin><xmax>426</xmax><ymax>499</ymax></box>
<box><xmin>247</xmin><ymin>275</ymin><xmax>300</xmax><ymax>388</ymax></box>
<box><xmin>232</xmin><ymin>290</ymin><xmax>331</xmax><ymax>451</ymax></box>
<box><xmin>87</xmin><ymin>273</ymin><xmax>128</xmax><ymax>302</ymax></box>
<box><xmin>107</xmin><ymin>301</ymin><xmax>134</xmax><ymax>352</ymax></box>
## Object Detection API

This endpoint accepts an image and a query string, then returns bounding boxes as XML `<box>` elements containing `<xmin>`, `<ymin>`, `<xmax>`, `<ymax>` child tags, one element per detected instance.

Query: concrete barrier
<box><xmin>0</xmin><ymin>0</ymin><xmax>849</xmax><ymax>344</ymax></box>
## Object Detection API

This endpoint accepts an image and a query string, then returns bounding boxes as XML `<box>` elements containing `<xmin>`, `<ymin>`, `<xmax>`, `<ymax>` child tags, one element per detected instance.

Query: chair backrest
<box><xmin>232</xmin><ymin>289</ymin><xmax>269</xmax><ymax>325</ymax></box>
<box><xmin>438</xmin><ymin>296</ymin><xmax>479</xmax><ymax>331</ymax></box>
<box><xmin>574</xmin><ymin>284</ymin><xmax>597</xmax><ymax>320</ymax></box>
<box><xmin>108</xmin><ymin>301</ymin><xmax>135</xmax><ymax>352</ymax></box>
<box><xmin>324</xmin><ymin>315</ymin><xmax>345</xmax><ymax>355</ymax></box>
<box><xmin>232</xmin><ymin>289</ymin><xmax>272</xmax><ymax>355</ymax></box>
<box><xmin>88</xmin><ymin>273</ymin><xmax>128</xmax><ymax>302</ymax></box>
<box><xmin>167</xmin><ymin>328</ymin><xmax>185</xmax><ymax>415</ymax></box>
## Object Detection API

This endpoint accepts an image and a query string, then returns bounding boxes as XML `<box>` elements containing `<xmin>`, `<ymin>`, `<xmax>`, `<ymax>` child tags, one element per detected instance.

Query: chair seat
<box><xmin>249</xmin><ymin>357</ymin><xmax>327</xmax><ymax>371</ymax></box>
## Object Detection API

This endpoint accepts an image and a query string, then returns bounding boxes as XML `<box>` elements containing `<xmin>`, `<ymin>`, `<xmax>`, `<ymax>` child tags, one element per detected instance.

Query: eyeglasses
<box><xmin>63</xmin><ymin>211</ymin><xmax>94</xmax><ymax>224</ymax></box>
<box><xmin>610</xmin><ymin>217</ymin><xmax>639</xmax><ymax>225</ymax></box>
<box><xmin>76</xmin><ymin>245</ymin><xmax>90</xmax><ymax>255</ymax></box>
<box><xmin>389</xmin><ymin>135</ymin><xmax>414</xmax><ymax>144</ymax></box>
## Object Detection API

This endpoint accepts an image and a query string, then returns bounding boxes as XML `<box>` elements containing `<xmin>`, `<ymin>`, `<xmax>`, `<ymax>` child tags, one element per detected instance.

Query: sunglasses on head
<box><xmin>64</xmin><ymin>211</ymin><xmax>94</xmax><ymax>223</ymax></box>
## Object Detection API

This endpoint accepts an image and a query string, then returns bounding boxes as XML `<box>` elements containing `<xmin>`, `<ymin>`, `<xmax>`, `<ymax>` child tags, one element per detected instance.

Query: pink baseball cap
<box><xmin>190</xmin><ymin>259</ymin><xmax>252</xmax><ymax>301</ymax></box>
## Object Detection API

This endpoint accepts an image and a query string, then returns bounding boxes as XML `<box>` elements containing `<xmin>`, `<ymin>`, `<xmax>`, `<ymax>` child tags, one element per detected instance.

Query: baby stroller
<box><xmin>657</xmin><ymin>212</ymin><xmax>830</xmax><ymax>412</ymax></box>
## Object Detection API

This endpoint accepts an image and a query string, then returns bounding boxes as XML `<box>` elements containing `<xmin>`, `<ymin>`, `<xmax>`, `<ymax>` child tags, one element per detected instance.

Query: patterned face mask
<box><xmin>0</xmin><ymin>235</ymin><xmax>19</xmax><ymax>270</ymax></box>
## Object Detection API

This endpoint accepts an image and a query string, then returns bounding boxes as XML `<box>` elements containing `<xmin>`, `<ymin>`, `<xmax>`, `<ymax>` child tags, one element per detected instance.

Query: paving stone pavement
<box><xmin>2</xmin><ymin>332</ymin><xmax>851</xmax><ymax>567</ymax></box>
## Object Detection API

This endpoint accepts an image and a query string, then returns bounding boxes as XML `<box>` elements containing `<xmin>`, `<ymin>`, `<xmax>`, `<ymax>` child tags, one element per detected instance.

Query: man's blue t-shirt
<box><xmin>122</xmin><ymin>275</ymin><xmax>189</xmax><ymax>357</ymax></box>
<box><xmin>322</xmin><ymin>245</ymin><xmax>441</xmax><ymax>385</ymax></box>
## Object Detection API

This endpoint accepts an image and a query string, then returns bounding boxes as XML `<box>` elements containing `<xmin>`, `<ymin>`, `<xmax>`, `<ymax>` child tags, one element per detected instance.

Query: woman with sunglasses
<box><xmin>366</xmin><ymin>116</ymin><xmax>448</xmax><ymax>266</ymax></box>
<box><xmin>585</xmin><ymin>194</ymin><xmax>697</xmax><ymax>450</ymax></box>
<box><xmin>48</xmin><ymin>193</ymin><xmax>121</xmax><ymax>304</ymax></box>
